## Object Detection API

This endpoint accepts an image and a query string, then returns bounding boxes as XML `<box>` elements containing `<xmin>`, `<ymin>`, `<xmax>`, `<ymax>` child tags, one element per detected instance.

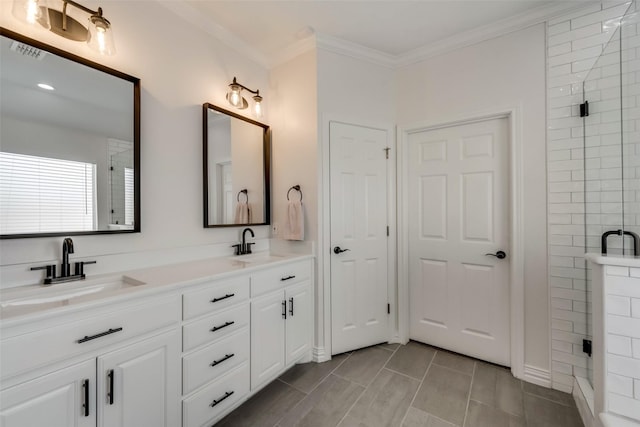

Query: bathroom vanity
<box><xmin>0</xmin><ymin>253</ymin><xmax>313</xmax><ymax>427</ymax></box>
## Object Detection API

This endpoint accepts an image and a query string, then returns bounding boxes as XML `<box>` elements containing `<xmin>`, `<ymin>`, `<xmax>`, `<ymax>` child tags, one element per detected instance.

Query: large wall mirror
<box><xmin>0</xmin><ymin>28</ymin><xmax>140</xmax><ymax>239</ymax></box>
<box><xmin>203</xmin><ymin>103</ymin><xmax>270</xmax><ymax>227</ymax></box>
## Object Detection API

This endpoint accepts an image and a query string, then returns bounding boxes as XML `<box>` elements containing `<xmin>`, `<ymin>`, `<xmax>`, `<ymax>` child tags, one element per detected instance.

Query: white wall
<box><xmin>0</xmin><ymin>0</ymin><xmax>270</xmax><ymax>284</ymax></box>
<box><xmin>395</xmin><ymin>25</ymin><xmax>549</xmax><ymax>373</ymax></box>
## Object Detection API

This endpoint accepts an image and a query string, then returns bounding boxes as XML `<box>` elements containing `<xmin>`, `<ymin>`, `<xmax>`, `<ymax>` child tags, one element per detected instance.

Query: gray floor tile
<box><xmin>334</xmin><ymin>346</ymin><xmax>393</xmax><ymax>387</ymax></box>
<box><xmin>278</xmin><ymin>374</ymin><xmax>365</xmax><ymax>427</ymax></box>
<box><xmin>469</xmin><ymin>362</ymin><xmax>498</xmax><ymax>408</ymax></box>
<box><xmin>524</xmin><ymin>393</ymin><xmax>584</xmax><ymax>427</ymax></box>
<box><xmin>340</xmin><ymin>368</ymin><xmax>420</xmax><ymax>427</ymax></box>
<box><xmin>465</xmin><ymin>400</ymin><xmax>525</xmax><ymax>427</ymax></box>
<box><xmin>217</xmin><ymin>379</ymin><xmax>306</xmax><ymax>427</ymax></box>
<box><xmin>380</xmin><ymin>343</ymin><xmax>400</xmax><ymax>352</ymax></box>
<box><xmin>279</xmin><ymin>353</ymin><xmax>350</xmax><ymax>393</ymax></box>
<box><xmin>412</xmin><ymin>364</ymin><xmax>472</xmax><ymax>426</ymax></box>
<box><xmin>495</xmin><ymin>368</ymin><xmax>524</xmax><ymax>417</ymax></box>
<box><xmin>432</xmin><ymin>350</ymin><xmax>476</xmax><ymax>375</ymax></box>
<box><xmin>523</xmin><ymin>381</ymin><xmax>575</xmax><ymax>407</ymax></box>
<box><xmin>385</xmin><ymin>341</ymin><xmax>436</xmax><ymax>379</ymax></box>
<box><xmin>403</xmin><ymin>407</ymin><xmax>457</xmax><ymax>427</ymax></box>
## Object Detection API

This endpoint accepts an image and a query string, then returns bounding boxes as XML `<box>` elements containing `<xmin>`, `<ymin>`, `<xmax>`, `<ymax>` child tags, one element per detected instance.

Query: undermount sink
<box><xmin>231</xmin><ymin>253</ymin><xmax>286</xmax><ymax>264</ymax></box>
<box><xmin>0</xmin><ymin>275</ymin><xmax>146</xmax><ymax>313</ymax></box>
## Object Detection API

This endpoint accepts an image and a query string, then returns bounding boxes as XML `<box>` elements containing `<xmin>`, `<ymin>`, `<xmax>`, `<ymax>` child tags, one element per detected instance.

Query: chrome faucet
<box><xmin>242</xmin><ymin>227</ymin><xmax>255</xmax><ymax>254</ymax></box>
<box><xmin>61</xmin><ymin>237</ymin><xmax>74</xmax><ymax>277</ymax></box>
<box><xmin>31</xmin><ymin>237</ymin><xmax>96</xmax><ymax>285</ymax></box>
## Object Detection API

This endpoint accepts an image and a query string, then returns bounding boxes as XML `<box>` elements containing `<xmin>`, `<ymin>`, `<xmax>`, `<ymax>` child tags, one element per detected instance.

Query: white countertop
<box><xmin>0</xmin><ymin>252</ymin><xmax>313</xmax><ymax>325</ymax></box>
<box><xmin>585</xmin><ymin>253</ymin><xmax>640</xmax><ymax>268</ymax></box>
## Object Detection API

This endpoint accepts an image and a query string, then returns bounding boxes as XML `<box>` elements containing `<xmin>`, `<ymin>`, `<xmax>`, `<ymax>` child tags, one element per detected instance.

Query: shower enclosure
<box><xmin>579</xmin><ymin>0</ymin><xmax>640</xmax><ymax>397</ymax></box>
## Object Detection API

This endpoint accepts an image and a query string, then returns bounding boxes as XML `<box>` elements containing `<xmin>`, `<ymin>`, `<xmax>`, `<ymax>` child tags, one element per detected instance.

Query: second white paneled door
<box><xmin>330</xmin><ymin>122</ymin><xmax>390</xmax><ymax>355</ymax></box>
<box><xmin>407</xmin><ymin>117</ymin><xmax>511</xmax><ymax>366</ymax></box>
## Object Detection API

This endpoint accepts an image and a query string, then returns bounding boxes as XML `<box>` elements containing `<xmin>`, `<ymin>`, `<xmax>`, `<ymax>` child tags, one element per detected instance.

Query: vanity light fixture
<box><xmin>226</xmin><ymin>77</ymin><xmax>264</xmax><ymax>119</ymax></box>
<box><xmin>11</xmin><ymin>0</ymin><xmax>116</xmax><ymax>55</ymax></box>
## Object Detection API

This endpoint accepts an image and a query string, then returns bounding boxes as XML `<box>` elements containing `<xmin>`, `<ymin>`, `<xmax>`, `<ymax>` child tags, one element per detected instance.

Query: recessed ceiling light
<box><xmin>37</xmin><ymin>83</ymin><xmax>55</xmax><ymax>90</ymax></box>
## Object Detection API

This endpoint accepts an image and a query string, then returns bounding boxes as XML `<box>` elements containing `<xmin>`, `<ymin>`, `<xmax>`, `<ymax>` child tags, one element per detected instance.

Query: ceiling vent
<box><xmin>10</xmin><ymin>41</ymin><xmax>47</xmax><ymax>60</ymax></box>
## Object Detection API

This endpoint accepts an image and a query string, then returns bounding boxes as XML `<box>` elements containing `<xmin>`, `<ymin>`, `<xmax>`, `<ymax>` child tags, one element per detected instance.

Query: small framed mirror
<box><xmin>0</xmin><ymin>28</ymin><xmax>140</xmax><ymax>239</ymax></box>
<box><xmin>203</xmin><ymin>103</ymin><xmax>270</xmax><ymax>227</ymax></box>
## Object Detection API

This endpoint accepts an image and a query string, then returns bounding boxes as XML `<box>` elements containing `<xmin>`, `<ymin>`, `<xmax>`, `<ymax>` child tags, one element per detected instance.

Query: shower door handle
<box><xmin>485</xmin><ymin>250</ymin><xmax>506</xmax><ymax>259</ymax></box>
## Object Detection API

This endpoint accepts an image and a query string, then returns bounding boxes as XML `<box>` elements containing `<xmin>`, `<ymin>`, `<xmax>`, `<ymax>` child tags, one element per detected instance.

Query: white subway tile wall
<box><xmin>547</xmin><ymin>1</ymin><xmax>637</xmax><ymax>393</ymax></box>
<box><xmin>605</xmin><ymin>267</ymin><xmax>640</xmax><ymax>421</ymax></box>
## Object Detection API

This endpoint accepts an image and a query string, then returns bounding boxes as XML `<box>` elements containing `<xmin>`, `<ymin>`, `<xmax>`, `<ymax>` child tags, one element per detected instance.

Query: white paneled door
<box><xmin>330</xmin><ymin>122</ymin><xmax>390</xmax><ymax>355</ymax></box>
<box><xmin>408</xmin><ymin>118</ymin><xmax>510</xmax><ymax>366</ymax></box>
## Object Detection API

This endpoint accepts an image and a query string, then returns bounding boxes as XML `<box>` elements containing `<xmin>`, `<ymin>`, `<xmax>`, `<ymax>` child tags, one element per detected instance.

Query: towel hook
<box><xmin>287</xmin><ymin>185</ymin><xmax>303</xmax><ymax>202</ymax></box>
<box><xmin>237</xmin><ymin>189</ymin><xmax>248</xmax><ymax>202</ymax></box>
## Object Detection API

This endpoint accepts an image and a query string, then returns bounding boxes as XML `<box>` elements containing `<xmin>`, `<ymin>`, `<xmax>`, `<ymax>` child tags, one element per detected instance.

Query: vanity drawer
<box><xmin>1</xmin><ymin>296</ymin><xmax>180</xmax><ymax>381</ymax></box>
<box><xmin>183</xmin><ymin>328</ymin><xmax>249</xmax><ymax>395</ymax></box>
<box><xmin>183</xmin><ymin>303</ymin><xmax>249</xmax><ymax>352</ymax></box>
<box><xmin>250</xmin><ymin>260</ymin><xmax>311</xmax><ymax>297</ymax></box>
<box><xmin>183</xmin><ymin>276</ymin><xmax>249</xmax><ymax>320</ymax></box>
<box><xmin>182</xmin><ymin>362</ymin><xmax>249</xmax><ymax>427</ymax></box>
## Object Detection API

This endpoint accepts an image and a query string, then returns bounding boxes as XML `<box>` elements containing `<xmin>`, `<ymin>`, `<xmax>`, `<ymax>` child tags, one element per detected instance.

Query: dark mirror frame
<box><xmin>203</xmin><ymin>103</ymin><xmax>271</xmax><ymax>228</ymax></box>
<box><xmin>0</xmin><ymin>27</ymin><xmax>141</xmax><ymax>239</ymax></box>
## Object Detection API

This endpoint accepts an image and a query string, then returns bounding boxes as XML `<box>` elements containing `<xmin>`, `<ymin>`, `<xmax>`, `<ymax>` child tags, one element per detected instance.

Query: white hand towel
<box><xmin>284</xmin><ymin>200</ymin><xmax>304</xmax><ymax>240</ymax></box>
<box><xmin>234</xmin><ymin>201</ymin><xmax>250</xmax><ymax>224</ymax></box>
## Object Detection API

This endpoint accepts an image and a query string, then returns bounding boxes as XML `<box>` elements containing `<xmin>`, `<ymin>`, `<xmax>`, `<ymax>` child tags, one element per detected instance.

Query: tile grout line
<box><xmin>460</xmin><ymin>361</ymin><xmax>477</xmax><ymax>427</ymax></box>
<box><xmin>400</xmin><ymin>348</ymin><xmax>438</xmax><ymax>426</ymax></box>
<box><xmin>272</xmin><ymin>351</ymin><xmax>356</xmax><ymax>427</ymax></box>
<box><xmin>334</xmin><ymin>345</ymin><xmax>397</xmax><ymax>426</ymax></box>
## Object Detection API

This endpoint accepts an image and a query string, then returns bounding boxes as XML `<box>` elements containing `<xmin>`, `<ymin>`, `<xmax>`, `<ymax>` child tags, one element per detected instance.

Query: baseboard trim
<box><xmin>313</xmin><ymin>346</ymin><xmax>330</xmax><ymax>363</ymax></box>
<box><xmin>523</xmin><ymin>364</ymin><xmax>552</xmax><ymax>387</ymax></box>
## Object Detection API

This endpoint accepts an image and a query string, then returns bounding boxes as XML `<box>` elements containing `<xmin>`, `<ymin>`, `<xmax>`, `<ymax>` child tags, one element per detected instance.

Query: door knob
<box><xmin>333</xmin><ymin>246</ymin><xmax>351</xmax><ymax>254</ymax></box>
<box><xmin>485</xmin><ymin>250</ymin><xmax>506</xmax><ymax>259</ymax></box>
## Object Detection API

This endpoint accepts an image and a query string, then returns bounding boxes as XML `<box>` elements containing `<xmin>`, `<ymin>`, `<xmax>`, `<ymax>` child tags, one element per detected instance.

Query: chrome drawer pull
<box><xmin>211</xmin><ymin>321</ymin><xmax>234</xmax><ymax>332</ymax></box>
<box><xmin>210</xmin><ymin>353</ymin><xmax>235</xmax><ymax>367</ymax></box>
<box><xmin>77</xmin><ymin>327</ymin><xmax>123</xmax><ymax>343</ymax></box>
<box><xmin>281</xmin><ymin>275</ymin><xmax>295</xmax><ymax>281</ymax></box>
<box><xmin>210</xmin><ymin>390</ymin><xmax>234</xmax><ymax>407</ymax></box>
<box><xmin>211</xmin><ymin>293</ymin><xmax>235</xmax><ymax>303</ymax></box>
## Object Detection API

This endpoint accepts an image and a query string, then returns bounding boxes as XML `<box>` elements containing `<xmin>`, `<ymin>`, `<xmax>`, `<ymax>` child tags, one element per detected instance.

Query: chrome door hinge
<box><xmin>384</xmin><ymin>147</ymin><xmax>390</xmax><ymax>159</ymax></box>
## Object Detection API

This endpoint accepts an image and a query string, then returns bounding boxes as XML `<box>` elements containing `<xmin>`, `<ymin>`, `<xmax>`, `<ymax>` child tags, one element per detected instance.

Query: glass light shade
<box><xmin>87</xmin><ymin>14</ymin><xmax>115</xmax><ymax>56</ymax></box>
<box><xmin>253</xmin><ymin>95</ymin><xmax>263</xmax><ymax>119</ymax></box>
<box><xmin>12</xmin><ymin>0</ymin><xmax>50</xmax><ymax>29</ymax></box>
<box><xmin>228</xmin><ymin>84</ymin><xmax>243</xmax><ymax>108</ymax></box>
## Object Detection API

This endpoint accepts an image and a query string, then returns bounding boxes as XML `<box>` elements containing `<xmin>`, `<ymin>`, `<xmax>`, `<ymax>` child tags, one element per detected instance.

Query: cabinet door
<box><xmin>250</xmin><ymin>290</ymin><xmax>286</xmax><ymax>389</ymax></box>
<box><xmin>98</xmin><ymin>330</ymin><xmax>179</xmax><ymax>427</ymax></box>
<box><xmin>0</xmin><ymin>359</ymin><xmax>95</xmax><ymax>427</ymax></box>
<box><xmin>285</xmin><ymin>280</ymin><xmax>312</xmax><ymax>364</ymax></box>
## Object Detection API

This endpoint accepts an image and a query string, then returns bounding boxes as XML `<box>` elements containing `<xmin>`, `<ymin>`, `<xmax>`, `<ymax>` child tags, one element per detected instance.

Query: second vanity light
<box><xmin>226</xmin><ymin>77</ymin><xmax>264</xmax><ymax>119</ymax></box>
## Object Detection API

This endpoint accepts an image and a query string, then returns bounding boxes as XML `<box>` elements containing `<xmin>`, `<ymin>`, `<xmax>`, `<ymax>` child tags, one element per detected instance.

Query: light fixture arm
<box><xmin>230</xmin><ymin>77</ymin><xmax>260</xmax><ymax>96</ymax></box>
<box><xmin>61</xmin><ymin>0</ymin><xmax>100</xmax><ymax>17</ymax></box>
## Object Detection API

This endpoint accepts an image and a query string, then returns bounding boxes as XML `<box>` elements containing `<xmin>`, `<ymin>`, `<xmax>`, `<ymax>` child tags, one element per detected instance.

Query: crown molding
<box><xmin>314</xmin><ymin>33</ymin><xmax>397</xmax><ymax>69</ymax></box>
<box><xmin>155</xmin><ymin>0</ymin><xmax>268</xmax><ymax>69</ymax></box>
<box><xmin>395</xmin><ymin>1</ymin><xmax>600</xmax><ymax>67</ymax></box>
<box><xmin>267</xmin><ymin>36</ymin><xmax>317</xmax><ymax>69</ymax></box>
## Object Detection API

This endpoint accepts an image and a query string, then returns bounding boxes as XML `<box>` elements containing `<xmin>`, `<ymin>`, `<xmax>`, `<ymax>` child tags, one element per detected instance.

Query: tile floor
<box><xmin>217</xmin><ymin>341</ymin><xmax>584</xmax><ymax>427</ymax></box>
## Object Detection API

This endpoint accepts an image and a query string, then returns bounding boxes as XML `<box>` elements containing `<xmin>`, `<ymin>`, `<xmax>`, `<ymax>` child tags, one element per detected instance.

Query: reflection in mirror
<box><xmin>203</xmin><ymin>103</ymin><xmax>270</xmax><ymax>227</ymax></box>
<box><xmin>0</xmin><ymin>28</ymin><xmax>140</xmax><ymax>238</ymax></box>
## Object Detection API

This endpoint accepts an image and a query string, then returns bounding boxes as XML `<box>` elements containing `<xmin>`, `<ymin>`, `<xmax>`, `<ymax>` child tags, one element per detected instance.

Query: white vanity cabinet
<box><xmin>0</xmin><ymin>295</ymin><xmax>181</xmax><ymax>427</ymax></box>
<box><xmin>250</xmin><ymin>260</ymin><xmax>313</xmax><ymax>389</ymax></box>
<box><xmin>0</xmin><ymin>359</ymin><xmax>96</xmax><ymax>427</ymax></box>
<box><xmin>181</xmin><ymin>276</ymin><xmax>251</xmax><ymax>427</ymax></box>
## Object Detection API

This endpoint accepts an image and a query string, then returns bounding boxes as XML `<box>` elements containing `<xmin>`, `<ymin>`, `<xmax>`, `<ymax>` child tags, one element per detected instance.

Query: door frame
<box><xmin>317</xmin><ymin>115</ymin><xmax>397</xmax><ymax>361</ymax></box>
<box><xmin>397</xmin><ymin>107</ymin><xmax>526</xmax><ymax>380</ymax></box>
